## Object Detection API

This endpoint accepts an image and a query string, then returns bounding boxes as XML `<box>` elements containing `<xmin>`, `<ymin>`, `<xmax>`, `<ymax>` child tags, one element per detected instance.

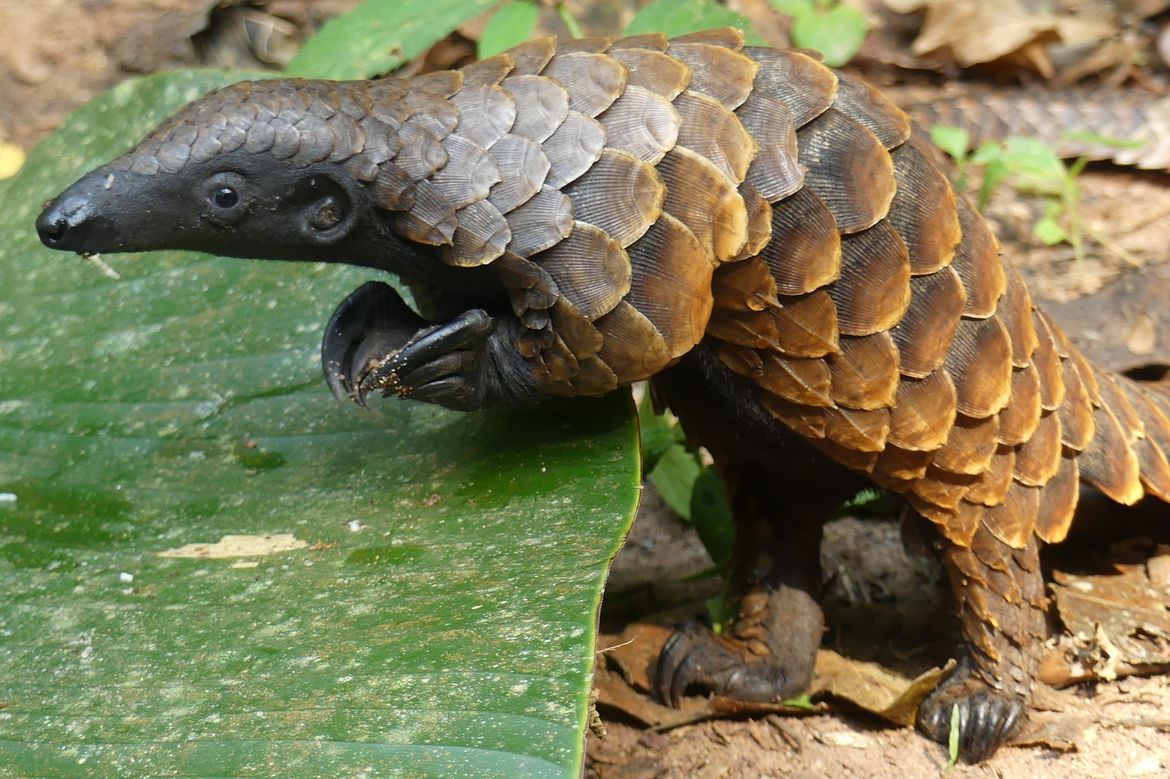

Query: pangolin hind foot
<box><xmin>38</xmin><ymin>28</ymin><xmax>1170</xmax><ymax>763</ymax></box>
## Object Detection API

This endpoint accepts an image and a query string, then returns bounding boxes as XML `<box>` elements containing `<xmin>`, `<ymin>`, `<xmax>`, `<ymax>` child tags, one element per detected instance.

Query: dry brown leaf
<box><xmin>808</xmin><ymin>649</ymin><xmax>951</xmax><ymax>727</ymax></box>
<box><xmin>1047</xmin><ymin>540</ymin><xmax>1170</xmax><ymax>682</ymax></box>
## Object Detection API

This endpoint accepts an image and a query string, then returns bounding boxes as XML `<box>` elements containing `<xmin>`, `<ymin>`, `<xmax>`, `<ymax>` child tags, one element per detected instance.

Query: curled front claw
<box><xmin>323</xmin><ymin>281</ymin><xmax>518</xmax><ymax>411</ymax></box>
<box><xmin>321</xmin><ymin>281</ymin><xmax>426</xmax><ymax>406</ymax></box>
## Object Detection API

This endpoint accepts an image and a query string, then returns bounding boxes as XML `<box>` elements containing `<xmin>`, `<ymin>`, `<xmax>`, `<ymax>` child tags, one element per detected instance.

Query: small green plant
<box><xmin>931</xmin><ymin>125</ymin><xmax>1122</xmax><ymax>263</ymax></box>
<box><xmin>769</xmin><ymin>0</ymin><xmax>869</xmax><ymax>67</ymax></box>
<box><xmin>478</xmin><ymin>1</ymin><xmax>582</xmax><ymax>58</ymax></box>
<box><xmin>638</xmin><ymin>392</ymin><xmax>735</xmax><ymax>571</ymax></box>
<box><xmin>948</xmin><ymin>703</ymin><xmax>961</xmax><ymax>766</ymax></box>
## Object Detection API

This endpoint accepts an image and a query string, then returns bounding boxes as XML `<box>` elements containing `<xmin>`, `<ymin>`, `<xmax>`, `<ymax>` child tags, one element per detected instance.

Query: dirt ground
<box><xmin>6</xmin><ymin>2</ymin><xmax>1170</xmax><ymax>777</ymax></box>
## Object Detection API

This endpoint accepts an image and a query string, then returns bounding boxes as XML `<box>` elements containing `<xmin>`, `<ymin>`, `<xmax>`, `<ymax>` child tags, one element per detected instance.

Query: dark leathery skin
<box><xmin>37</xmin><ymin>28</ymin><xmax>1170</xmax><ymax>762</ymax></box>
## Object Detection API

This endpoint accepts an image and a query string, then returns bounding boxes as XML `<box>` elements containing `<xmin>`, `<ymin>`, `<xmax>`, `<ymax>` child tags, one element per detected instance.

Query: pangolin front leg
<box><xmin>322</xmin><ymin>281</ymin><xmax>537</xmax><ymax>410</ymax></box>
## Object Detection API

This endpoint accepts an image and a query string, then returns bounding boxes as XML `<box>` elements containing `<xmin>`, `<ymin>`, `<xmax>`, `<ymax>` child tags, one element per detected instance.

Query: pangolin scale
<box><xmin>37</xmin><ymin>28</ymin><xmax>1170</xmax><ymax>762</ymax></box>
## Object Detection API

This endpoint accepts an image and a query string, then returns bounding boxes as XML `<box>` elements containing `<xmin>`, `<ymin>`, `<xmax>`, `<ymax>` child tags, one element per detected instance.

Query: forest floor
<box><xmin>5</xmin><ymin>1</ymin><xmax>1170</xmax><ymax>777</ymax></box>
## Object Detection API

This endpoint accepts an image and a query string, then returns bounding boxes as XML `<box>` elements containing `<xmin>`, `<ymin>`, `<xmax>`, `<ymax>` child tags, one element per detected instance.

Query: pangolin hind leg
<box><xmin>651</xmin><ymin>345</ymin><xmax>865</xmax><ymax>706</ymax></box>
<box><xmin>916</xmin><ymin>521</ymin><xmax>1047</xmax><ymax>761</ymax></box>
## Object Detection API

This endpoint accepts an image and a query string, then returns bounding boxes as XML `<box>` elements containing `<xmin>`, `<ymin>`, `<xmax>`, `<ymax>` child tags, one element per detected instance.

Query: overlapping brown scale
<box><xmin>943</xmin><ymin>316</ymin><xmax>1014</xmax><ymax>418</ymax></box>
<box><xmin>666</xmin><ymin>42</ymin><xmax>758</xmax><ymax>109</ymax></box>
<box><xmin>964</xmin><ymin>446</ymin><xmax>1016</xmax><ymax>506</ymax></box>
<box><xmin>875</xmin><ymin>445</ymin><xmax>932</xmax><ymax>481</ymax></box>
<box><xmin>411</xmin><ymin>70</ymin><xmax>463</xmax><ymax>97</ymax></box>
<box><xmin>563</xmin><ymin>149</ymin><xmax>665</xmax><ymax>247</ymax></box>
<box><xmin>982</xmin><ymin>481</ymin><xmax>1040</xmax><ymax>549</ymax></box>
<box><xmin>1077</xmin><ymin>400</ymin><xmax>1144</xmax><ymax>505</ymax></box>
<box><xmin>671</xmin><ymin>28</ymin><xmax>746</xmax><ymax>48</ymax></box>
<box><xmin>542</xmin><ymin>111</ymin><xmax>606</xmax><ymax>189</ymax></box>
<box><xmin>997</xmin><ymin>269</ymin><xmax>1038</xmax><ymax>367</ymax></box>
<box><xmin>365</xmin><ymin>82</ymin><xmax>408</xmax><ymax>122</ymax></box>
<box><xmin>608</xmin><ymin>47</ymin><xmax>691</xmax><ymax>100</ymax></box>
<box><xmin>624</xmin><ymin>213</ymin><xmax>715</xmax><ymax>358</ymax></box>
<box><xmin>734</xmin><ymin>185</ymin><xmax>774</xmax><ymax>261</ymax></box>
<box><xmin>770</xmin><ymin>291</ymin><xmax>839</xmax><ymax>357</ymax></box>
<box><xmin>706</xmin><ymin>308</ymin><xmax>780</xmax><ymax>350</ymax></box>
<box><xmin>359</xmin><ymin>117</ymin><xmax>401</xmax><ymax>163</ymax></box>
<box><xmin>594</xmin><ymin>301</ymin><xmax>672</xmax><ymax>383</ymax></box>
<box><xmin>549</xmin><ymin>297</ymin><xmax>605</xmax><ymax>359</ymax></box>
<box><xmin>555</xmin><ymin>36</ymin><xmax>614</xmax><ymax>55</ymax></box>
<box><xmin>487</xmin><ymin>134</ymin><xmax>550</xmax><ymax>214</ymax></box>
<box><xmin>393</xmin><ymin>124</ymin><xmax>449</xmax><ymax>180</ymax></box>
<box><xmin>394</xmin><ymin>180</ymin><xmax>457</xmax><ymax>245</ymax></box>
<box><xmin>716</xmin><ymin>342</ymin><xmax>764</xmax><ymax>380</ymax></box>
<box><xmin>826</xmin><ymin>332</ymin><xmax>899</xmax><ymax>410</ymax></box>
<box><xmin>674</xmin><ymin>90</ymin><xmax>759</xmax><ymax>183</ymax></box>
<box><xmin>1012</xmin><ymin>410</ymin><xmax>1063</xmax><ymax>487</ymax></box>
<box><xmin>951</xmin><ymin>197</ymin><xmax>1006</xmax><ymax>319</ymax></box>
<box><xmin>537</xmin><ymin>333</ymin><xmax>581</xmax><ymax>384</ymax></box>
<box><xmin>460</xmin><ymin>52</ymin><xmax>515</xmax><ymax>87</ymax></box>
<box><xmin>597</xmin><ymin>85</ymin><xmax>681</xmax><ymax>164</ymax></box>
<box><xmin>828</xmin><ymin>221</ymin><xmax>911</xmax><ymax>337</ymax></box>
<box><xmin>533</xmin><ymin>221</ymin><xmax>630</xmax><ymax>320</ymax></box>
<box><xmin>1058</xmin><ymin>357</ymin><xmax>1096</xmax><ymax>451</ymax></box>
<box><xmin>758</xmin><ymin>187</ymin><xmax>841</xmax><ymax>295</ymax></box>
<box><xmin>818</xmin><ymin>439</ymin><xmax>881</xmax><ymax>475</ymax></box>
<box><xmin>752</xmin><ymin>353</ymin><xmax>833</xmax><ymax>407</ymax></box>
<box><xmin>760</xmin><ymin>393</ymin><xmax>827</xmax><ymax>439</ymax></box>
<box><xmin>609</xmin><ymin>32</ymin><xmax>668</xmax><ymax>51</ymax></box>
<box><xmin>1122</xmin><ymin>382</ymin><xmax>1170</xmax><ymax>500</ymax></box>
<box><xmin>494</xmin><ymin>253</ymin><xmax>559</xmax><ymax>315</ymax></box>
<box><xmin>450</xmin><ymin>85</ymin><xmax>516</xmax><ymax>148</ymax></box>
<box><xmin>737</xmin><ymin>92</ymin><xmax>804</xmax><ymax>202</ymax></box>
<box><xmin>507</xmin><ymin>37</ymin><xmax>558</xmax><ymax>75</ymax></box>
<box><xmin>997</xmin><ymin>365</ymin><xmax>1043</xmax><ymax>446</ymax></box>
<box><xmin>444</xmin><ymin>199</ymin><xmax>510</xmax><ymax>267</ymax></box>
<box><xmin>886</xmin><ymin>138</ymin><xmax>961</xmax><ymax>275</ymax></box>
<box><xmin>888</xmin><ymin>368</ymin><xmax>958</xmax><ymax>452</ymax></box>
<box><xmin>831</xmin><ymin>73</ymin><xmax>911</xmax><ymax>149</ymax></box>
<box><xmin>743</xmin><ymin>48</ymin><xmax>837</xmax><ymax>127</ymax></box>
<box><xmin>326</xmin><ymin>113</ymin><xmax>366</xmax><ymax>163</ymax></box>
<box><xmin>571</xmin><ymin>354</ymin><xmax>621</xmax><ymax>395</ymax></box>
<box><xmin>711</xmin><ymin>258</ymin><xmax>779</xmax><ymax>312</ymax></box>
<box><xmin>542</xmin><ymin>52</ymin><xmax>627</xmax><ymax>117</ymax></box>
<box><xmin>430</xmin><ymin>133</ymin><xmax>501</xmax><ymax>209</ymax></box>
<box><xmin>910</xmin><ymin>465</ymin><xmax>977</xmax><ymax>510</ymax></box>
<box><xmin>889</xmin><ymin>266</ymin><xmax>966</xmax><ymax>378</ymax></box>
<box><xmin>370</xmin><ymin>163</ymin><xmax>415</xmax><ymax>210</ymax></box>
<box><xmin>937</xmin><ymin>501</ymin><xmax>981</xmax><ymax>545</ymax></box>
<box><xmin>1030</xmin><ymin>312</ymin><xmax>1066</xmax><ymax>411</ymax></box>
<box><xmin>797</xmin><ymin>109</ymin><xmax>896</xmax><ymax>234</ymax></box>
<box><xmin>502</xmin><ymin>75</ymin><xmax>570</xmax><ymax>142</ymax></box>
<box><xmin>933</xmin><ymin>413</ymin><xmax>999</xmax><ymax>476</ymax></box>
<box><xmin>658</xmin><ymin>146</ymin><xmax>749</xmax><ymax>261</ymax></box>
<box><xmin>1096</xmin><ymin>369</ymin><xmax>1144</xmax><ymax>445</ymax></box>
<box><xmin>505</xmin><ymin>185</ymin><xmax>574</xmax><ymax>256</ymax></box>
<box><xmin>1034</xmin><ymin>454</ymin><xmax>1080</xmax><ymax>543</ymax></box>
<box><xmin>403</xmin><ymin>90</ymin><xmax>459</xmax><ymax>137</ymax></box>
<box><xmin>823</xmin><ymin>406</ymin><xmax>890</xmax><ymax>453</ymax></box>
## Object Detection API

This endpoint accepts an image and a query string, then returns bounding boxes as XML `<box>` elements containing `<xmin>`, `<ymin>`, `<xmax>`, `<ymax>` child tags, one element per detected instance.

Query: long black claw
<box><xmin>356</xmin><ymin>308</ymin><xmax>493</xmax><ymax>403</ymax></box>
<box><xmin>653</xmin><ymin>621</ymin><xmax>795</xmax><ymax>708</ymax></box>
<box><xmin>322</xmin><ymin>281</ymin><xmax>424</xmax><ymax>404</ymax></box>
<box><xmin>917</xmin><ymin>658</ymin><xmax>1027</xmax><ymax>763</ymax></box>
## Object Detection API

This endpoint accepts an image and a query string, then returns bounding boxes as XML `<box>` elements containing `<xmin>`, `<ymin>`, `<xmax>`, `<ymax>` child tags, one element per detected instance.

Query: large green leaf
<box><xmin>286</xmin><ymin>0</ymin><xmax>498</xmax><ymax>80</ymax></box>
<box><xmin>0</xmin><ymin>70</ymin><xmax>639</xmax><ymax>777</ymax></box>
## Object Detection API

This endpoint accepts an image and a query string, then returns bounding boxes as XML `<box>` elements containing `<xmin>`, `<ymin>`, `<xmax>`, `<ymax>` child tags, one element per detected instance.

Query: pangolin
<box><xmin>36</xmin><ymin>29</ymin><xmax>1170</xmax><ymax>762</ymax></box>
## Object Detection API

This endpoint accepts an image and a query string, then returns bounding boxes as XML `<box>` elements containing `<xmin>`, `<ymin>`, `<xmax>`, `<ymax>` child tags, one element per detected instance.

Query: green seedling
<box><xmin>770</xmin><ymin>0</ymin><xmax>869</xmax><ymax>67</ymax></box>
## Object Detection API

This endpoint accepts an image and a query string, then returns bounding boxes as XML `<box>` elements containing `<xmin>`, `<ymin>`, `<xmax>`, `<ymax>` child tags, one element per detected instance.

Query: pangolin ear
<box><xmin>294</xmin><ymin>173</ymin><xmax>361</xmax><ymax>246</ymax></box>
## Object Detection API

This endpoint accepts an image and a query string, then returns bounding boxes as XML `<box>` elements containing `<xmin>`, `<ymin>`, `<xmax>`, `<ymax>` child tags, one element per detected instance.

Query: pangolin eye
<box><xmin>212</xmin><ymin>186</ymin><xmax>239</xmax><ymax>209</ymax></box>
